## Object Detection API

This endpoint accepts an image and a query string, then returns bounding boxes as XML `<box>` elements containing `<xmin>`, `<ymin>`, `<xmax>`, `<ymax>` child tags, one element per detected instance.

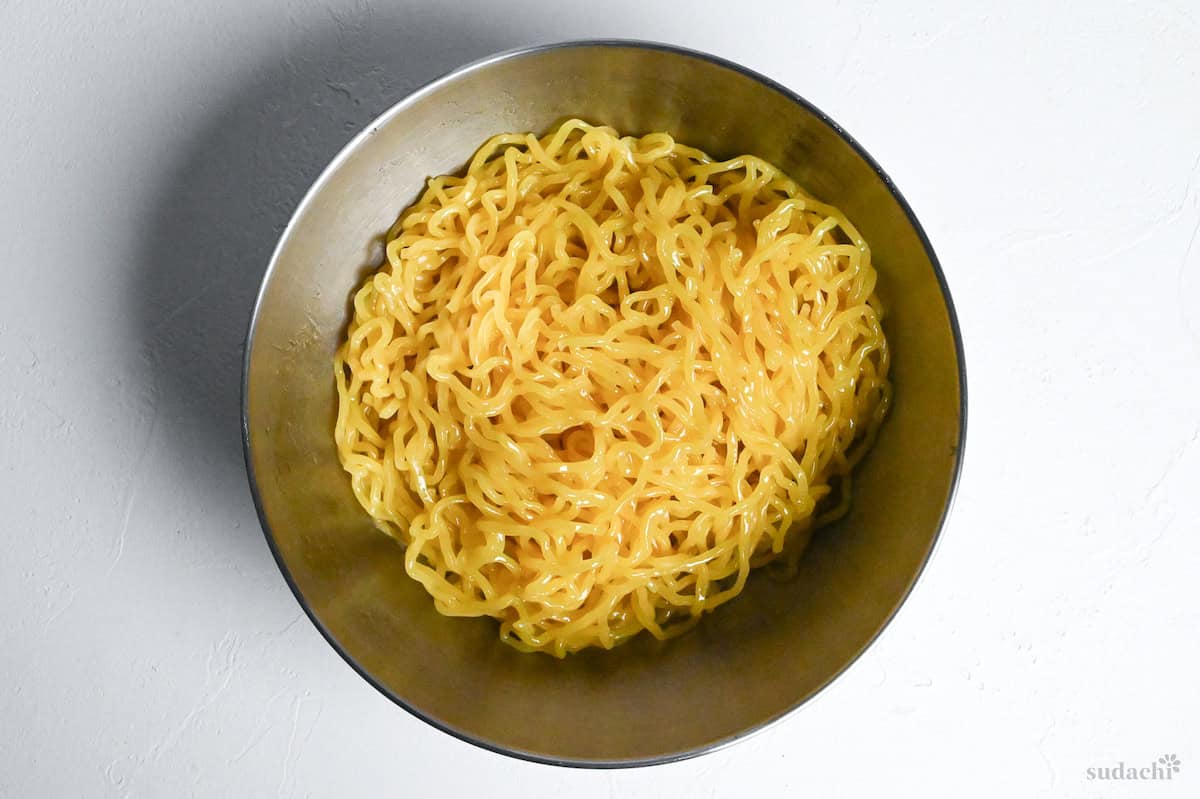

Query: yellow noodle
<box><xmin>334</xmin><ymin>120</ymin><xmax>890</xmax><ymax>656</ymax></box>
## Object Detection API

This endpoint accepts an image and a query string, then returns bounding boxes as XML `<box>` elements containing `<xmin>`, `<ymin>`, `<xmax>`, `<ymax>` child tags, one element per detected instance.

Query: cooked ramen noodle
<box><xmin>334</xmin><ymin>120</ymin><xmax>890</xmax><ymax>656</ymax></box>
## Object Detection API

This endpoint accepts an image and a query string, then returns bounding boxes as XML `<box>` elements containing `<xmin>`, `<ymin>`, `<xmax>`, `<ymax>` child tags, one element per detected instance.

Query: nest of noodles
<box><xmin>335</xmin><ymin>120</ymin><xmax>890</xmax><ymax>657</ymax></box>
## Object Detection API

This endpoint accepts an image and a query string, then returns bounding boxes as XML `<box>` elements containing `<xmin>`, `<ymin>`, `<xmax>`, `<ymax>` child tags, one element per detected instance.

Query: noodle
<box><xmin>334</xmin><ymin>120</ymin><xmax>890</xmax><ymax>656</ymax></box>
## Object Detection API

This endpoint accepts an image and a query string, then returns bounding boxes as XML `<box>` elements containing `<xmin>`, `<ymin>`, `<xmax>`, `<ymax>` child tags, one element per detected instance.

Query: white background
<box><xmin>2</xmin><ymin>0</ymin><xmax>1198</xmax><ymax>796</ymax></box>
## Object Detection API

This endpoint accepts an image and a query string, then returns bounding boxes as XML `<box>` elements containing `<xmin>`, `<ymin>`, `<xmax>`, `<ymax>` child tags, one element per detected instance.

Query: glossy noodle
<box><xmin>334</xmin><ymin>120</ymin><xmax>890</xmax><ymax>656</ymax></box>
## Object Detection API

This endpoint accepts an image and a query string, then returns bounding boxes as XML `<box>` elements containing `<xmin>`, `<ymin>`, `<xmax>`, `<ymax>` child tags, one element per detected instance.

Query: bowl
<box><xmin>242</xmin><ymin>40</ymin><xmax>966</xmax><ymax>767</ymax></box>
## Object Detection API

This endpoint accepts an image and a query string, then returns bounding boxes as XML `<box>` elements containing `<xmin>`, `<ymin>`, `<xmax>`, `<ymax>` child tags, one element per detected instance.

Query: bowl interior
<box><xmin>244</xmin><ymin>42</ymin><xmax>963</xmax><ymax>765</ymax></box>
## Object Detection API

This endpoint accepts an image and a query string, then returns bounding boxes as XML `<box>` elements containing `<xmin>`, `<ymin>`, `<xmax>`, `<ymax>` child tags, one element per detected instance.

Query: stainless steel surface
<box><xmin>243</xmin><ymin>41</ymin><xmax>966</xmax><ymax>767</ymax></box>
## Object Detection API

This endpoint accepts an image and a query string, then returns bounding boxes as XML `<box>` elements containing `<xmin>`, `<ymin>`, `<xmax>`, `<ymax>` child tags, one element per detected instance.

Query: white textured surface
<box><xmin>2</xmin><ymin>0</ymin><xmax>1198</xmax><ymax>795</ymax></box>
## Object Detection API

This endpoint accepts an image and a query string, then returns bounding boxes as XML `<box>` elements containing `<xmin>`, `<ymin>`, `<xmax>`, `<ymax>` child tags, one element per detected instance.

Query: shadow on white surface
<box><xmin>131</xmin><ymin>7</ymin><xmax>523</xmax><ymax>556</ymax></box>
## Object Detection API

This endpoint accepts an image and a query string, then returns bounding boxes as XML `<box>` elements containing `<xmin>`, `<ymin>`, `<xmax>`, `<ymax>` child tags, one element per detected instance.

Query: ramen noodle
<box><xmin>334</xmin><ymin>120</ymin><xmax>890</xmax><ymax>656</ymax></box>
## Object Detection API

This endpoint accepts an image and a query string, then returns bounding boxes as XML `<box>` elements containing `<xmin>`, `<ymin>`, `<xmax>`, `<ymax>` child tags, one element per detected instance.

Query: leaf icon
<box><xmin>1157</xmin><ymin>753</ymin><xmax>1182</xmax><ymax>774</ymax></box>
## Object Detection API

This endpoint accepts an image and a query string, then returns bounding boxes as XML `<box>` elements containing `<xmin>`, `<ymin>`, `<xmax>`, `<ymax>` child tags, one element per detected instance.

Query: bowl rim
<box><xmin>241</xmin><ymin>38</ymin><xmax>968</xmax><ymax>769</ymax></box>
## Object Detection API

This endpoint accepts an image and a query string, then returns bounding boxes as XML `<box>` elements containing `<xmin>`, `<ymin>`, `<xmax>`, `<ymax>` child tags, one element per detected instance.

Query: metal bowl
<box><xmin>243</xmin><ymin>40</ymin><xmax>965</xmax><ymax>767</ymax></box>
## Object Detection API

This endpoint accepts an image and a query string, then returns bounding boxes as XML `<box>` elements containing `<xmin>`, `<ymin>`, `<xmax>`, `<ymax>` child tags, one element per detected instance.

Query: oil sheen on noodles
<box><xmin>334</xmin><ymin>120</ymin><xmax>890</xmax><ymax>657</ymax></box>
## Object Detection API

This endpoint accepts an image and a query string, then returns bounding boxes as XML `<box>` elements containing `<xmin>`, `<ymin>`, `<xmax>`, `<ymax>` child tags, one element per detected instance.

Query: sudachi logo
<box><xmin>1087</xmin><ymin>753</ymin><xmax>1181</xmax><ymax>781</ymax></box>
